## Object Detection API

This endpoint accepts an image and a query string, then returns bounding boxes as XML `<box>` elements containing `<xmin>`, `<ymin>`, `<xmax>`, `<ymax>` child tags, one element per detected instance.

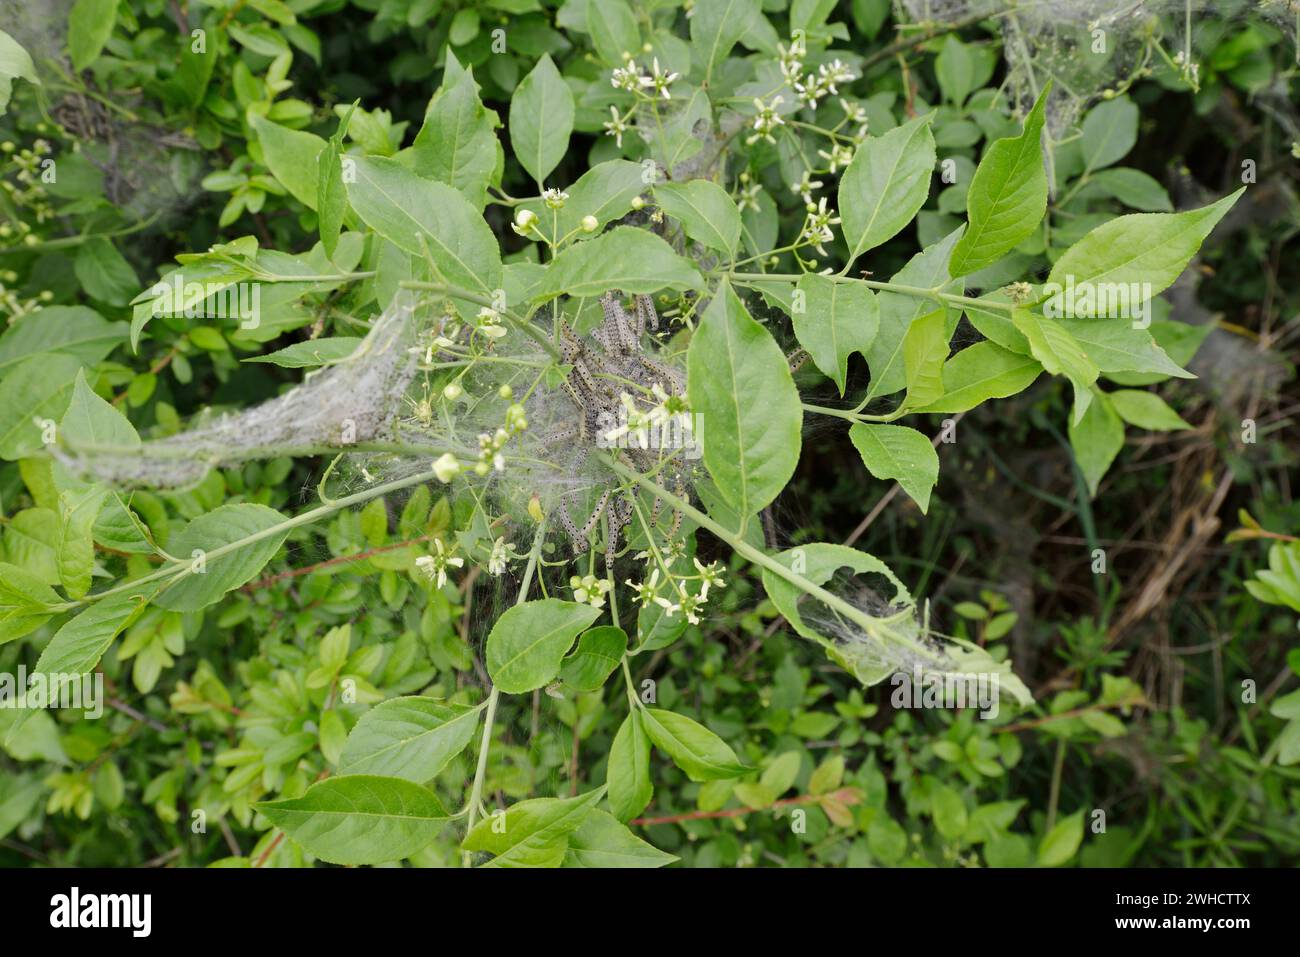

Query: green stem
<box><xmin>729</xmin><ymin>272</ymin><xmax>1011</xmax><ymax>313</ymax></box>
<box><xmin>58</xmin><ymin>465</ymin><xmax>441</xmax><ymax>612</ymax></box>
<box><xmin>462</xmin><ymin>519</ymin><xmax>548</xmax><ymax>865</ymax></box>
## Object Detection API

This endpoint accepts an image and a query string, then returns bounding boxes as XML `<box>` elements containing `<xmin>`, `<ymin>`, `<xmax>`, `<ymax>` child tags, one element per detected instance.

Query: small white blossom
<box><xmin>415</xmin><ymin>539</ymin><xmax>463</xmax><ymax>589</ymax></box>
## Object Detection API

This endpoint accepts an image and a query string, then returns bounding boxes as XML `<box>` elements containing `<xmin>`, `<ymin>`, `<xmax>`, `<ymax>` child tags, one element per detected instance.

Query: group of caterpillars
<box><xmin>543</xmin><ymin>291</ymin><xmax>692</xmax><ymax>564</ymax></box>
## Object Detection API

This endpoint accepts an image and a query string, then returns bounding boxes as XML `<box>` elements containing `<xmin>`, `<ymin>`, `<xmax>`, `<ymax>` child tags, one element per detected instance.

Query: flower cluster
<box><xmin>610</xmin><ymin>55</ymin><xmax>680</xmax><ymax>101</ymax></box>
<box><xmin>570</xmin><ymin>573</ymin><xmax>612</xmax><ymax>609</ymax></box>
<box><xmin>625</xmin><ymin>555</ymin><xmax>726</xmax><ymax>626</ymax></box>
<box><xmin>794</xmin><ymin>59</ymin><xmax>857</xmax><ymax>109</ymax></box>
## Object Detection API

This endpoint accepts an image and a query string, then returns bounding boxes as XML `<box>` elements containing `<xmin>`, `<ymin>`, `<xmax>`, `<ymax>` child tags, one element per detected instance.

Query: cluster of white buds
<box><xmin>415</xmin><ymin>538</ymin><xmax>464</xmax><ymax>589</ymax></box>
<box><xmin>777</xmin><ymin>36</ymin><xmax>806</xmax><ymax>84</ymax></box>
<box><xmin>570</xmin><ymin>574</ymin><xmax>613</xmax><ymax>609</ymax></box>
<box><xmin>747</xmin><ymin>95</ymin><xmax>786</xmax><ymax>145</ymax></box>
<box><xmin>801</xmin><ymin>196</ymin><xmax>841</xmax><ymax>255</ymax></box>
<box><xmin>794</xmin><ymin>60</ymin><xmax>857</xmax><ymax>109</ymax></box>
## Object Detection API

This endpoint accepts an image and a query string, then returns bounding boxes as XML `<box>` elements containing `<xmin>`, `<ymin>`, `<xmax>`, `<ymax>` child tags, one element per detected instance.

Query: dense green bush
<box><xmin>0</xmin><ymin>0</ymin><xmax>1297</xmax><ymax>868</ymax></box>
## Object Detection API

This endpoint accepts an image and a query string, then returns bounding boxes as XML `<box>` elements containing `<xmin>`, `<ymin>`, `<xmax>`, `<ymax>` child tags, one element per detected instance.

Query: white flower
<box><xmin>747</xmin><ymin>95</ymin><xmax>786</xmax><ymax>146</ymax></box>
<box><xmin>816</xmin><ymin>142</ymin><xmax>855</xmax><ymax>174</ymax></box>
<box><xmin>794</xmin><ymin>171</ymin><xmax>824</xmax><ymax>204</ymax></box>
<box><xmin>801</xmin><ymin>196</ymin><xmax>842</xmax><ymax>255</ymax></box>
<box><xmin>603</xmin><ymin>106</ymin><xmax>630</xmax><ymax>147</ymax></box>
<box><xmin>626</xmin><ymin>568</ymin><xmax>662</xmax><ymax>608</ymax></box>
<box><xmin>432</xmin><ymin>452</ymin><xmax>460</xmax><ymax>483</ymax></box>
<box><xmin>416</xmin><ymin>539</ymin><xmax>463</xmax><ymax>589</ymax></box>
<box><xmin>487</xmin><ymin>536</ymin><xmax>521</xmax><ymax>576</ymax></box>
<box><xmin>640</xmin><ymin>58</ymin><xmax>679</xmax><ymax>100</ymax></box>
<box><xmin>570</xmin><ymin>574</ymin><xmax>612</xmax><ymax>609</ymax></box>
<box><xmin>694</xmin><ymin>558</ymin><xmax>726</xmax><ymax>599</ymax></box>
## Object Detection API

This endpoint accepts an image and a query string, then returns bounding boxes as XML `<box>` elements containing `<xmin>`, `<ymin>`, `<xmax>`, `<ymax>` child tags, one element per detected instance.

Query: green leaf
<box><xmin>934</xmin><ymin>35</ymin><xmax>994</xmax><ymax>106</ymax></box>
<box><xmin>0</xmin><ymin>562</ymin><xmax>62</xmax><ymax>644</ymax></box>
<box><xmin>914</xmin><ymin>341</ymin><xmax>1042</xmax><ymax>414</ymax></box>
<box><xmin>690</xmin><ymin>0</ymin><xmax>760</xmax><ymax>86</ymax></box>
<box><xmin>257</xmin><ymin>775</ymin><xmax>447</xmax><ymax>865</ymax></box>
<box><xmin>1080</xmin><ymin>96</ymin><xmax>1137</xmax><ymax>172</ymax></box>
<box><xmin>1068</xmin><ymin>391</ymin><xmax>1124</xmax><ymax>496</ymax></box>
<box><xmin>839</xmin><ymin>114</ymin><xmax>936</xmax><ymax>262</ymax></box>
<box><xmin>246</xmin><ymin>337</ymin><xmax>361</xmax><ymax>367</ymax></box>
<box><xmin>792</xmin><ymin>274</ymin><xmax>878</xmax><ymax>395</ymax></box>
<box><xmin>31</xmin><ymin>586</ymin><xmax>153</xmax><ymax>678</ymax></box>
<box><xmin>607</xmin><ymin>710</ymin><xmax>653</xmax><ymax>822</ymax></box>
<box><xmin>655</xmin><ymin>180</ymin><xmax>742</xmax><ymax>258</ymax></box>
<box><xmin>533</xmin><ymin>227</ymin><xmax>702</xmax><ymax>301</ymax></box>
<box><xmin>901</xmin><ymin>307</ymin><xmax>948</xmax><ymax>409</ymax></box>
<box><xmin>249</xmin><ymin>114</ymin><xmax>326</xmax><ymax>211</ymax></box>
<box><xmin>560</xmin><ymin>625</ymin><xmax>627</xmax><ymax>692</ymax></box>
<box><xmin>485</xmin><ymin>598</ymin><xmax>602</xmax><ymax>694</ymax></box>
<box><xmin>1090</xmin><ymin>168</ymin><xmax>1173</xmax><ymax>212</ymax></box>
<box><xmin>564</xmin><ymin>808</ymin><xmax>676</xmax><ymax>867</ymax></box>
<box><xmin>0</xmin><ymin>774</ymin><xmax>42</xmax><ymax>840</ymax></box>
<box><xmin>338</xmin><ymin>696</ymin><xmax>481</xmax><ymax>782</ymax></box>
<box><xmin>68</xmin><ymin>0</ymin><xmax>117</xmax><ymax>71</ymax></box>
<box><xmin>462</xmin><ymin>789</ymin><xmax>603</xmax><ymax>868</ymax></box>
<box><xmin>930</xmin><ymin>785</ymin><xmax>968</xmax><ymax>839</ymax></box>
<box><xmin>55</xmin><ymin>486</ymin><xmax>108</xmax><ymax>600</ymax></box>
<box><xmin>1012</xmin><ymin>311</ymin><xmax>1098</xmax><ymax>424</ymax></box>
<box><xmin>1056</xmin><ymin>318</ymin><xmax>1193</xmax><ymax>380</ymax></box>
<box><xmin>0</xmin><ymin>306</ymin><xmax>125</xmax><ymax>371</ymax></box>
<box><xmin>0</xmin><ymin>353</ymin><xmax>84</xmax><ymax>460</ymax></box>
<box><xmin>509</xmin><ymin>54</ymin><xmax>574</xmax><ymax>186</ymax></box>
<box><xmin>0</xmin><ymin>29</ymin><xmax>39</xmax><ymax>115</ymax></box>
<box><xmin>74</xmin><ymin>238</ymin><xmax>140</xmax><ymax>307</ymax></box>
<box><xmin>1037</xmin><ymin>810</ymin><xmax>1085</xmax><ymax>867</ymax></box>
<box><xmin>154</xmin><ymin>504</ymin><xmax>291</xmax><ymax>612</ymax></box>
<box><xmin>688</xmin><ymin>279</ymin><xmax>801</xmax><ymax>518</ymax></box>
<box><xmin>1109</xmin><ymin>389</ymin><xmax>1191</xmax><ymax>431</ymax></box>
<box><xmin>849</xmin><ymin>423</ymin><xmax>939</xmax><ymax>513</ymax></box>
<box><xmin>761</xmin><ymin>543</ymin><xmax>912</xmax><ymax>655</ymax></box>
<box><xmin>866</xmin><ymin>226</ymin><xmax>963</xmax><ymax>399</ymax></box>
<box><xmin>411</xmin><ymin>55</ymin><xmax>500</xmax><ymax>207</ymax></box>
<box><xmin>949</xmin><ymin>86</ymin><xmax>1048</xmax><ymax>277</ymax></box>
<box><xmin>60</xmin><ymin>369</ymin><xmax>140</xmax><ymax>452</ymax></box>
<box><xmin>1044</xmin><ymin>190</ymin><xmax>1244</xmax><ymax>310</ymax></box>
<box><xmin>641</xmin><ymin>707</ymin><xmax>749</xmax><ymax>781</ymax></box>
<box><xmin>346</xmin><ymin>156</ymin><xmax>502</xmax><ymax>317</ymax></box>
<box><xmin>587</xmin><ymin>0</ymin><xmax>640</xmax><ymax>65</ymax></box>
